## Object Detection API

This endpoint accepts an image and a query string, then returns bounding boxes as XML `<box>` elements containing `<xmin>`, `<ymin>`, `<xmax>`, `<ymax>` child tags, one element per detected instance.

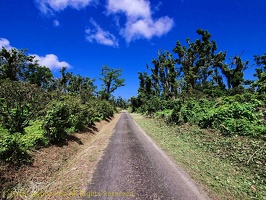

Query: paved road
<box><xmin>83</xmin><ymin>112</ymin><xmax>210</xmax><ymax>200</ymax></box>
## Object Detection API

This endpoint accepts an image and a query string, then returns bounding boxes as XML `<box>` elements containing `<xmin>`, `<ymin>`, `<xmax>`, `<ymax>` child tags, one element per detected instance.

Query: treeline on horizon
<box><xmin>131</xmin><ymin>29</ymin><xmax>266</xmax><ymax>139</ymax></box>
<box><xmin>0</xmin><ymin>46</ymin><xmax>126</xmax><ymax>165</ymax></box>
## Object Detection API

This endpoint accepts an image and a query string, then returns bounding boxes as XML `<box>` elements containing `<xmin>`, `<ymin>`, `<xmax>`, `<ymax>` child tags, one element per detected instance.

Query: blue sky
<box><xmin>1</xmin><ymin>0</ymin><xmax>266</xmax><ymax>99</ymax></box>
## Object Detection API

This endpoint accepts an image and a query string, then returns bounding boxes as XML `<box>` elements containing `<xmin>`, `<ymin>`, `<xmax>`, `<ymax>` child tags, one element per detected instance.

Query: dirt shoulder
<box><xmin>1</xmin><ymin>113</ymin><xmax>121</xmax><ymax>200</ymax></box>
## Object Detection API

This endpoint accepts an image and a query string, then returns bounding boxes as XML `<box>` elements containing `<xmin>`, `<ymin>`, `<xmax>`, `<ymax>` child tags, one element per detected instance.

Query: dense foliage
<box><xmin>0</xmin><ymin>47</ymin><xmax>125</xmax><ymax>164</ymax></box>
<box><xmin>130</xmin><ymin>29</ymin><xmax>266</xmax><ymax>199</ymax></box>
<box><xmin>131</xmin><ymin>29</ymin><xmax>266</xmax><ymax>140</ymax></box>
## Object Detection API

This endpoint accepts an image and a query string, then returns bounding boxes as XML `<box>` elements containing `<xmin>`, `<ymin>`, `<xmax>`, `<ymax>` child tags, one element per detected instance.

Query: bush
<box><xmin>98</xmin><ymin>100</ymin><xmax>114</xmax><ymax>119</ymax></box>
<box><xmin>159</xmin><ymin>96</ymin><xmax>266</xmax><ymax>137</ymax></box>
<box><xmin>0</xmin><ymin>130</ymin><xmax>29</xmax><ymax>164</ymax></box>
<box><xmin>146</xmin><ymin>97</ymin><xmax>159</xmax><ymax>116</ymax></box>
<box><xmin>42</xmin><ymin>102</ymin><xmax>71</xmax><ymax>144</ymax></box>
<box><xmin>170</xmin><ymin>105</ymin><xmax>182</xmax><ymax>123</ymax></box>
<box><xmin>199</xmin><ymin>101</ymin><xmax>265</xmax><ymax>136</ymax></box>
<box><xmin>65</xmin><ymin>97</ymin><xmax>89</xmax><ymax>132</ymax></box>
<box><xmin>0</xmin><ymin>121</ymin><xmax>48</xmax><ymax>164</ymax></box>
<box><xmin>22</xmin><ymin>120</ymin><xmax>49</xmax><ymax>149</ymax></box>
<box><xmin>177</xmin><ymin>99</ymin><xmax>213</xmax><ymax>124</ymax></box>
<box><xmin>0</xmin><ymin>80</ymin><xmax>48</xmax><ymax>133</ymax></box>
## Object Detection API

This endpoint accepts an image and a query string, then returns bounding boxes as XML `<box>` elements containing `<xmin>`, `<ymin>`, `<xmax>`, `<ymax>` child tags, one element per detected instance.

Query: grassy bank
<box><xmin>131</xmin><ymin>113</ymin><xmax>265</xmax><ymax>200</ymax></box>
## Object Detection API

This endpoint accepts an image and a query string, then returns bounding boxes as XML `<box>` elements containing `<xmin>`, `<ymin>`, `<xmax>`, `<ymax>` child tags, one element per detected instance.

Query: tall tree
<box><xmin>67</xmin><ymin>74</ymin><xmax>96</xmax><ymax>102</ymax></box>
<box><xmin>100</xmin><ymin>65</ymin><xmax>125</xmax><ymax>100</ymax></box>
<box><xmin>173</xmin><ymin>29</ymin><xmax>226</xmax><ymax>94</ymax></box>
<box><xmin>57</xmin><ymin>67</ymin><xmax>72</xmax><ymax>93</ymax></box>
<box><xmin>253</xmin><ymin>52</ymin><xmax>266</xmax><ymax>94</ymax></box>
<box><xmin>137</xmin><ymin>72</ymin><xmax>153</xmax><ymax>99</ymax></box>
<box><xmin>0</xmin><ymin>47</ymin><xmax>36</xmax><ymax>81</ymax></box>
<box><xmin>149</xmin><ymin>51</ymin><xmax>178</xmax><ymax>99</ymax></box>
<box><xmin>25</xmin><ymin>64</ymin><xmax>53</xmax><ymax>89</ymax></box>
<box><xmin>220</xmin><ymin>55</ymin><xmax>248</xmax><ymax>94</ymax></box>
<box><xmin>0</xmin><ymin>47</ymin><xmax>54</xmax><ymax>90</ymax></box>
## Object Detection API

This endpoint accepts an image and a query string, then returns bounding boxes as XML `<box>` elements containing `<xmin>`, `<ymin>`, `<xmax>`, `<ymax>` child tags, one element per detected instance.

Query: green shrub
<box><xmin>23</xmin><ymin>120</ymin><xmax>49</xmax><ymax>149</ymax></box>
<box><xmin>199</xmin><ymin>101</ymin><xmax>265</xmax><ymax>136</ymax></box>
<box><xmin>178</xmin><ymin>99</ymin><xmax>211</xmax><ymax>124</ymax></box>
<box><xmin>42</xmin><ymin>102</ymin><xmax>71</xmax><ymax>144</ymax></box>
<box><xmin>69</xmin><ymin>106</ymin><xmax>88</xmax><ymax>132</ymax></box>
<box><xmin>0</xmin><ymin>130</ymin><xmax>29</xmax><ymax>164</ymax></box>
<box><xmin>155</xmin><ymin>110</ymin><xmax>171</xmax><ymax>118</ymax></box>
<box><xmin>222</xmin><ymin>93</ymin><xmax>262</xmax><ymax>107</ymax></box>
<box><xmin>0</xmin><ymin>121</ymin><xmax>48</xmax><ymax>164</ymax></box>
<box><xmin>97</xmin><ymin>100</ymin><xmax>114</xmax><ymax>119</ymax></box>
<box><xmin>170</xmin><ymin>105</ymin><xmax>182</xmax><ymax>124</ymax></box>
<box><xmin>179</xmin><ymin>100</ymin><xmax>196</xmax><ymax>123</ymax></box>
<box><xmin>66</xmin><ymin>97</ymin><xmax>89</xmax><ymax>132</ymax></box>
<box><xmin>146</xmin><ymin>97</ymin><xmax>162</xmax><ymax>116</ymax></box>
<box><xmin>0</xmin><ymin>80</ymin><xmax>48</xmax><ymax>133</ymax></box>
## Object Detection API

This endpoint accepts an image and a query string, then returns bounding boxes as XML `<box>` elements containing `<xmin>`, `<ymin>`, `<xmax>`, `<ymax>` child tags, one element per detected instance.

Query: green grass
<box><xmin>131</xmin><ymin>113</ymin><xmax>266</xmax><ymax>200</ymax></box>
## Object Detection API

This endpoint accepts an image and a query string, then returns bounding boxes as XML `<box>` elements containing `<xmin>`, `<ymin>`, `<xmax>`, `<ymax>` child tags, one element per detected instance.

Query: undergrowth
<box><xmin>132</xmin><ymin>113</ymin><xmax>266</xmax><ymax>200</ymax></box>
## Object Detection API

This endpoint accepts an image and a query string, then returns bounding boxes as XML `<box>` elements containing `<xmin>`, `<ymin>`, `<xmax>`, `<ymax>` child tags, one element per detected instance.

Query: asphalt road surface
<box><xmin>83</xmin><ymin>112</ymin><xmax>210</xmax><ymax>200</ymax></box>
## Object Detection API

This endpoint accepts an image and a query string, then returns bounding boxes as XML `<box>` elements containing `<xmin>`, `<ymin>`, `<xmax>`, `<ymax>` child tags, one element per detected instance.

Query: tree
<box><xmin>0</xmin><ymin>47</ymin><xmax>36</xmax><ymax>81</ymax></box>
<box><xmin>137</xmin><ymin>72</ymin><xmax>153</xmax><ymax>99</ymax></box>
<box><xmin>99</xmin><ymin>65</ymin><xmax>125</xmax><ymax>100</ymax></box>
<box><xmin>0</xmin><ymin>47</ymin><xmax>54</xmax><ymax>90</ymax></box>
<box><xmin>25</xmin><ymin>64</ymin><xmax>53</xmax><ymax>90</ymax></box>
<box><xmin>67</xmin><ymin>75</ymin><xmax>96</xmax><ymax>102</ymax></box>
<box><xmin>114</xmin><ymin>96</ymin><xmax>128</xmax><ymax>109</ymax></box>
<box><xmin>130</xmin><ymin>96</ymin><xmax>141</xmax><ymax>112</ymax></box>
<box><xmin>220</xmin><ymin>55</ymin><xmax>248</xmax><ymax>94</ymax></box>
<box><xmin>253</xmin><ymin>52</ymin><xmax>266</xmax><ymax>94</ymax></box>
<box><xmin>154</xmin><ymin>51</ymin><xmax>178</xmax><ymax>99</ymax></box>
<box><xmin>0</xmin><ymin>80</ymin><xmax>48</xmax><ymax>133</ymax></box>
<box><xmin>173</xmin><ymin>29</ymin><xmax>226</xmax><ymax>94</ymax></box>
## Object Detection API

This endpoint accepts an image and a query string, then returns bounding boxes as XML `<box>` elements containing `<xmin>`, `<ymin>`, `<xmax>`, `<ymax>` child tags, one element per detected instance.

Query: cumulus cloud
<box><xmin>34</xmin><ymin>0</ymin><xmax>173</xmax><ymax>45</ymax></box>
<box><xmin>107</xmin><ymin>0</ymin><xmax>151</xmax><ymax>19</ymax></box>
<box><xmin>107</xmin><ymin>0</ymin><xmax>174</xmax><ymax>43</ymax></box>
<box><xmin>85</xmin><ymin>18</ymin><xmax>119</xmax><ymax>47</ymax></box>
<box><xmin>0</xmin><ymin>38</ymin><xmax>70</xmax><ymax>70</ymax></box>
<box><xmin>35</xmin><ymin>0</ymin><xmax>94</xmax><ymax>14</ymax></box>
<box><xmin>0</xmin><ymin>38</ymin><xmax>13</xmax><ymax>50</ymax></box>
<box><xmin>123</xmin><ymin>16</ymin><xmax>173</xmax><ymax>43</ymax></box>
<box><xmin>31</xmin><ymin>54</ymin><xmax>71</xmax><ymax>70</ymax></box>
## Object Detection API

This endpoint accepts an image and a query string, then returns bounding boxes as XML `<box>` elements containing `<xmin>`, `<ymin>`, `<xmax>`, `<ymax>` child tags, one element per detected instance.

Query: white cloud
<box><xmin>0</xmin><ymin>38</ymin><xmax>70</xmax><ymax>70</ymax></box>
<box><xmin>34</xmin><ymin>0</ymin><xmax>173</xmax><ymax>45</ymax></box>
<box><xmin>107</xmin><ymin>0</ymin><xmax>174</xmax><ymax>43</ymax></box>
<box><xmin>31</xmin><ymin>54</ymin><xmax>71</xmax><ymax>70</ymax></box>
<box><xmin>85</xmin><ymin>18</ymin><xmax>119</xmax><ymax>47</ymax></box>
<box><xmin>107</xmin><ymin>0</ymin><xmax>151</xmax><ymax>19</ymax></box>
<box><xmin>35</xmin><ymin>0</ymin><xmax>94</xmax><ymax>14</ymax></box>
<box><xmin>123</xmin><ymin>16</ymin><xmax>173</xmax><ymax>42</ymax></box>
<box><xmin>0</xmin><ymin>38</ymin><xmax>13</xmax><ymax>50</ymax></box>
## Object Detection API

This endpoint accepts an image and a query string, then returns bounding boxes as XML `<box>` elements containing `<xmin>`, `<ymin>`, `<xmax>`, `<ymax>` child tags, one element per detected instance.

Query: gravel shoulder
<box><xmin>84</xmin><ymin>112</ymin><xmax>210</xmax><ymax>200</ymax></box>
